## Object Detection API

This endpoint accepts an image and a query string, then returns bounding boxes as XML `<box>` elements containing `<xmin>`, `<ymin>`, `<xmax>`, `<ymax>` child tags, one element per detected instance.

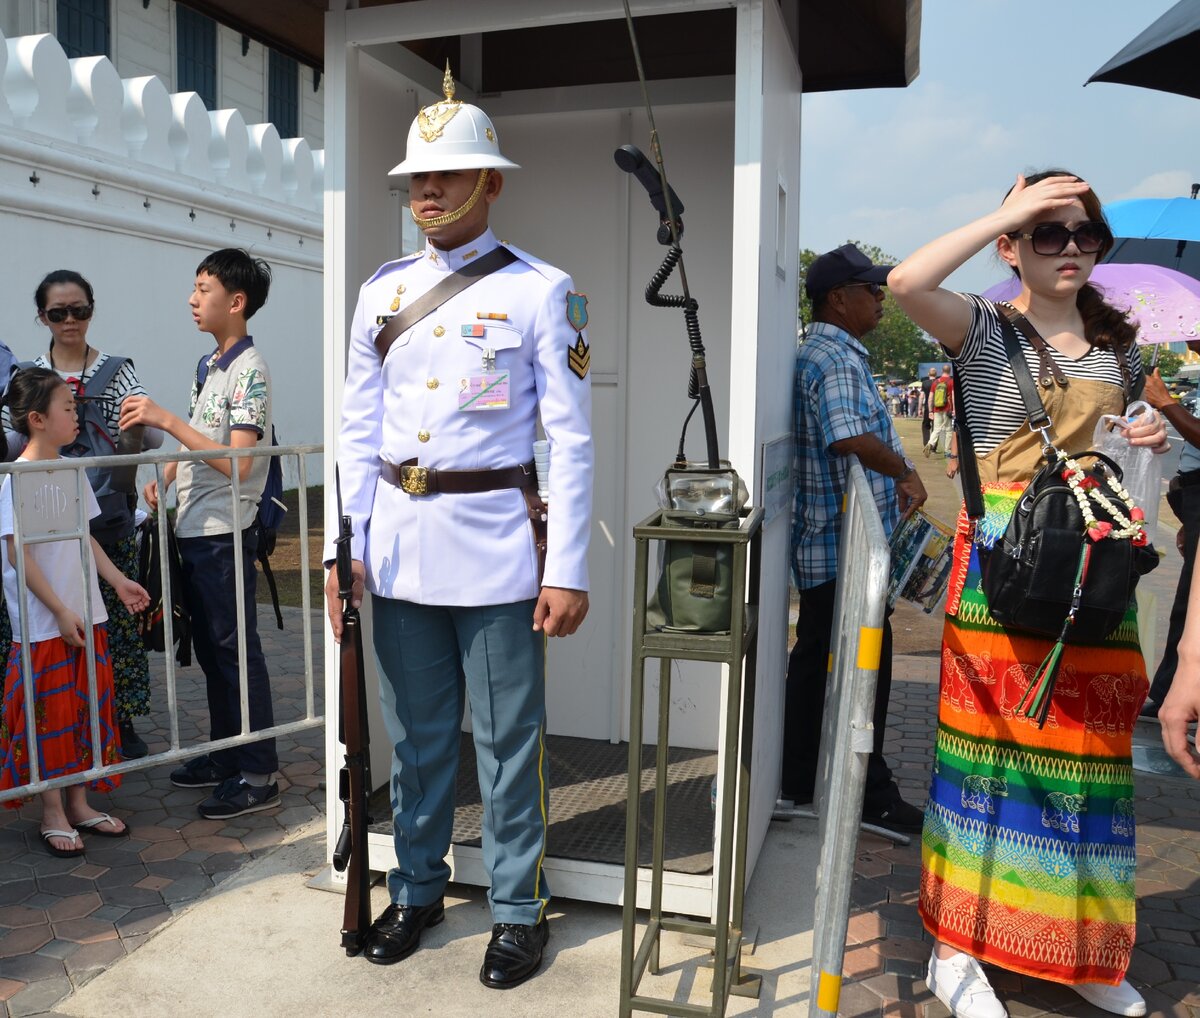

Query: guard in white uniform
<box><xmin>324</xmin><ymin>68</ymin><xmax>592</xmax><ymax>989</ymax></box>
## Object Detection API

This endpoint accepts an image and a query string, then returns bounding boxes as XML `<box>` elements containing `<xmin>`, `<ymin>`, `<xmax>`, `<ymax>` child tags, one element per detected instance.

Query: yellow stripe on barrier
<box><xmin>856</xmin><ymin>626</ymin><xmax>883</xmax><ymax>670</ymax></box>
<box><xmin>816</xmin><ymin>970</ymin><xmax>842</xmax><ymax>1012</ymax></box>
<box><xmin>841</xmin><ymin>492</ymin><xmax>847</xmax><ymax>512</ymax></box>
<box><xmin>826</xmin><ymin>652</ymin><xmax>833</xmax><ymax>674</ymax></box>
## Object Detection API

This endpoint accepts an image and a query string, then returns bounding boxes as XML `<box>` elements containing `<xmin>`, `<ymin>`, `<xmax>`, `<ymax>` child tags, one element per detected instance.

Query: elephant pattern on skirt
<box><xmin>942</xmin><ymin>648</ymin><xmax>995</xmax><ymax>714</ymax></box>
<box><xmin>1111</xmin><ymin>797</ymin><xmax>1135</xmax><ymax>838</ymax></box>
<box><xmin>1083</xmin><ymin>672</ymin><xmax>1139</xmax><ymax>735</ymax></box>
<box><xmin>1042</xmin><ymin>791</ymin><xmax>1087</xmax><ymax>834</ymax></box>
<box><xmin>961</xmin><ymin>774</ymin><xmax>1009</xmax><ymax>816</ymax></box>
<box><xmin>997</xmin><ymin>662</ymin><xmax>1082</xmax><ymax>729</ymax></box>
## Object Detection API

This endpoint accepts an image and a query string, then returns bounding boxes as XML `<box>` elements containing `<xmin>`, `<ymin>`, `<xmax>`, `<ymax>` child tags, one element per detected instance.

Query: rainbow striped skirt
<box><xmin>919</xmin><ymin>483</ymin><xmax>1146</xmax><ymax>986</ymax></box>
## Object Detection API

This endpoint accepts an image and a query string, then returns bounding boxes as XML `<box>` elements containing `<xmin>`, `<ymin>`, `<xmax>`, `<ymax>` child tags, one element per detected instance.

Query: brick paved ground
<box><xmin>0</xmin><ymin>608</ymin><xmax>325</xmax><ymax>1018</ymax></box>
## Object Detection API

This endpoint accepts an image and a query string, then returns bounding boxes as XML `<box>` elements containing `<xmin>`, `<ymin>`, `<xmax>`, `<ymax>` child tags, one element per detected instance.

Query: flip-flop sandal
<box><xmin>41</xmin><ymin>828</ymin><xmax>85</xmax><ymax>858</ymax></box>
<box><xmin>73</xmin><ymin>813</ymin><xmax>128</xmax><ymax>838</ymax></box>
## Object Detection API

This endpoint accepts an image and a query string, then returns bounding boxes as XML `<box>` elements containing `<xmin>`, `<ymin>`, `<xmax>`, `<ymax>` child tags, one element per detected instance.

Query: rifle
<box><xmin>331</xmin><ymin>470</ymin><xmax>373</xmax><ymax>956</ymax></box>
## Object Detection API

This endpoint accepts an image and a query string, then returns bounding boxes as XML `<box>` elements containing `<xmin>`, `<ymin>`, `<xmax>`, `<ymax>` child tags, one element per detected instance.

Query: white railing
<box><xmin>0</xmin><ymin>443</ymin><xmax>323</xmax><ymax>802</ymax></box>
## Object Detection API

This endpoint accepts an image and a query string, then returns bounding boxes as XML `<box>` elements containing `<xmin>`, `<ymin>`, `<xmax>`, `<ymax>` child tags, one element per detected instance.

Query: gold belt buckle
<box><xmin>399</xmin><ymin>465</ymin><xmax>429</xmax><ymax>496</ymax></box>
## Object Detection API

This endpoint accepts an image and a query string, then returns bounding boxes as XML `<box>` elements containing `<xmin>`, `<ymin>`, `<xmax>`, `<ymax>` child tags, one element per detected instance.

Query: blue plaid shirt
<box><xmin>791</xmin><ymin>322</ymin><xmax>902</xmax><ymax>589</ymax></box>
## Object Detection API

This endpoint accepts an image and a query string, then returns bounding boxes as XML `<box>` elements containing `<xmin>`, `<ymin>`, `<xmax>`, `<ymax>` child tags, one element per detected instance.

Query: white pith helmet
<box><xmin>389</xmin><ymin>63</ymin><xmax>519</xmax><ymax>175</ymax></box>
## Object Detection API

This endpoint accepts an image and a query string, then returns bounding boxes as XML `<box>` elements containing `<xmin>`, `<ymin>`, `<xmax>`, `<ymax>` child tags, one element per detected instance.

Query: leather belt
<box><xmin>1173</xmin><ymin>467</ymin><xmax>1200</xmax><ymax>490</ymax></box>
<box><xmin>380</xmin><ymin>458</ymin><xmax>535</xmax><ymax>497</ymax></box>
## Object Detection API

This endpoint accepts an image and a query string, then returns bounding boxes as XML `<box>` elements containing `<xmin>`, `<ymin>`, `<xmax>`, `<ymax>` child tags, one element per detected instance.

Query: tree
<box><xmin>1140</xmin><ymin>345</ymin><xmax>1182</xmax><ymax>379</ymax></box>
<box><xmin>799</xmin><ymin>242</ymin><xmax>937</xmax><ymax>379</ymax></box>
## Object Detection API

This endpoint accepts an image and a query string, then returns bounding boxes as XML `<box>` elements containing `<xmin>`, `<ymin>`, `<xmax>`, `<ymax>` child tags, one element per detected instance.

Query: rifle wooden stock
<box><xmin>334</xmin><ymin>537</ymin><xmax>372</xmax><ymax>956</ymax></box>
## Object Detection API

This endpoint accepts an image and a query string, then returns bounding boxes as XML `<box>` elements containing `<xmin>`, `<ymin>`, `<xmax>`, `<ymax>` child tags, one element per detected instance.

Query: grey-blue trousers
<box><xmin>372</xmin><ymin>596</ymin><xmax>549</xmax><ymax>925</ymax></box>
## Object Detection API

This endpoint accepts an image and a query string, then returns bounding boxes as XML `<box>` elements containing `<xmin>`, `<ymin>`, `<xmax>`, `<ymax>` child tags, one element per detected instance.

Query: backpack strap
<box><xmin>81</xmin><ymin>354</ymin><xmax>129</xmax><ymax>397</ymax></box>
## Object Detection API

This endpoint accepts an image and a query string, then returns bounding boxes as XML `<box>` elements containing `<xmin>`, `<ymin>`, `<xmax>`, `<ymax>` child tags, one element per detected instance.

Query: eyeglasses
<box><xmin>838</xmin><ymin>282</ymin><xmax>884</xmax><ymax>296</ymax></box>
<box><xmin>43</xmin><ymin>304</ymin><xmax>94</xmax><ymax>323</ymax></box>
<box><xmin>1007</xmin><ymin>221</ymin><xmax>1112</xmax><ymax>257</ymax></box>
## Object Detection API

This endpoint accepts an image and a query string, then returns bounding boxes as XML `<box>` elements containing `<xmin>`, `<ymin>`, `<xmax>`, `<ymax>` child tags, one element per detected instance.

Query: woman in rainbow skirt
<box><xmin>889</xmin><ymin>171</ymin><xmax>1169</xmax><ymax>1018</ymax></box>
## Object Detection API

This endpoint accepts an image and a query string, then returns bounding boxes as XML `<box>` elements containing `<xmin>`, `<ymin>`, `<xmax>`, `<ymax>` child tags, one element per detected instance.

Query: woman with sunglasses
<box><xmin>17</xmin><ymin>270</ymin><xmax>164</xmax><ymax>760</ymax></box>
<box><xmin>889</xmin><ymin>172</ymin><xmax>1167</xmax><ymax>1018</ymax></box>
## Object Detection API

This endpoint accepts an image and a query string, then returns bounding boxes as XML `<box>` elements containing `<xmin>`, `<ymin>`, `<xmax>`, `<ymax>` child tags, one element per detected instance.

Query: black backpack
<box><xmin>25</xmin><ymin>356</ymin><xmax>142</xmax><ymax>545</ymax></box>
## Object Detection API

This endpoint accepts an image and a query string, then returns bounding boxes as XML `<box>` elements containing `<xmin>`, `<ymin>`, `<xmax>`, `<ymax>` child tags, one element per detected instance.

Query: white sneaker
<box><xmin>926</xmin><ymin>950</ymin><xmax>1008</xmax><ymax>1018</ymax></box>
<box><xmin>1071</xmin><ymin>979</ymin><xmax>1146</xmax><ymax>1016</ymax></box>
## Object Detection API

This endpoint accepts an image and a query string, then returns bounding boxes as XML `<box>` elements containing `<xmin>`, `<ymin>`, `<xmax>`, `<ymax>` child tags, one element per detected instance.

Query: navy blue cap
<box><xmin>805</xmin><ymin>243</ymin><xmax>892</xmax><ymax>299</ymax></box>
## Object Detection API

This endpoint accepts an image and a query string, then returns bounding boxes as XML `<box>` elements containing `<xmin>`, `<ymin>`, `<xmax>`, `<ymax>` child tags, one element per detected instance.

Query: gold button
<box><xmin>418</xmin><ymin>429</ymin><xmax>430</xmax><ymax>443</ymax></box>
<box><xmin>433</xmin><ymin>325</ymin><xmax>445</xmax><ymax>338</ymax></box>
<box><xmin>426</xmin><ymin>378</ymin><xmax>439</xmax><ymax>390</ymax></box>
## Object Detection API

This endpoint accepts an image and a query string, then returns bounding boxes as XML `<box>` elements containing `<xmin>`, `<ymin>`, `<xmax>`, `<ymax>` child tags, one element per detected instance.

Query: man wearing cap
<box><xmin>324</xmin><ymin>68</ymin><xmax>593</xmax><ymax>987</ymax></box>
<box><xmin>782</xmin><ymin>243</ymin><xmax>927</xmax><ymax>835</ymax></box>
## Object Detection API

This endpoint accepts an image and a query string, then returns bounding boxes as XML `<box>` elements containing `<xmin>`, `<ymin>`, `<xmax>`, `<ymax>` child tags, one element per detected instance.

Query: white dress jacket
<box><xmin>332</xmin><ymin>228</ymin><xmax>593</xmax><ymax>606</ymax></box>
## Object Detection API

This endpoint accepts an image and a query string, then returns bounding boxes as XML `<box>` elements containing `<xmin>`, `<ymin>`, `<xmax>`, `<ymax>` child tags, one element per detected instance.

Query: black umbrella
<box><xmin>1086</xmin><ymin>0</ymin><xmax>1200</xmax><ymax>100</ymax></box>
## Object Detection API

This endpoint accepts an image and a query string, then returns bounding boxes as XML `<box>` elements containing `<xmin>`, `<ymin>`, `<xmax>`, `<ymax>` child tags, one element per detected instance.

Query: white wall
<box><xmin>0</xmin><ymin>26</ymin><xmax>324</xmax><ymax>480</ymax></box>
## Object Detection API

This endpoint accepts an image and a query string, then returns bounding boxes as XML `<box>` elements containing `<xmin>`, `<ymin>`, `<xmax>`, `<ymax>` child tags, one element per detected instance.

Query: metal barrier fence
<box><xmin>0</xmin><ymin>442</ymin><xmax>324</xmax><ymax>803</ymax></box>
<box><xmin>807</xmin><ymin>458</ymin><xmax>892</xmax><ymax>1018</ymax></box>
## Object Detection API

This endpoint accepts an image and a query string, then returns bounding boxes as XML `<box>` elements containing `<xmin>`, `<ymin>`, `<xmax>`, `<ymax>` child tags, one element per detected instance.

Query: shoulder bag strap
<box><xmin>373</xmin><ymin>246</ymin><xmax>518</xmax><ymax>362</ymax></box>
<box><xmin>953</xmin><ymin>361</ymin><xmax>985</xmax><ymax>521</ymax></box>
<box><xmin>992</xmin><ymin>303</ymin><xmax>1054</xmax><ymax>437</ymax></box>
<box><xmin>999</xmin><ymin>304</ymin><xmax>1068</xmax><ymax>388</ymax></box>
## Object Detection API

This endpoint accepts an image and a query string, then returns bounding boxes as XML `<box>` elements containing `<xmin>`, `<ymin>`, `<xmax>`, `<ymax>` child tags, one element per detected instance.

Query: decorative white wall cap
<box><xmin>5</xmin><ymin>33</ymin><xmax>72</xmax><ymax>139</ymax></box>
<box><xmin>67</xmin><ymin>56</ymin><xmax>124</xmax><ymax>153</ymax></box>
<box><xmin>0</xmin><ymin>26</ymin><xmax>323</xmax><ymax>212</ymax></box>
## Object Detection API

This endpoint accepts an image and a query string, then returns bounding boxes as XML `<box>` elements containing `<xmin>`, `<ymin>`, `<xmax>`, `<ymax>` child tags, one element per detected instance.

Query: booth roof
<box><xmin>185</xmin><ymin>0</ymin><xmax>920</xmax><ymax>91</ymax></box>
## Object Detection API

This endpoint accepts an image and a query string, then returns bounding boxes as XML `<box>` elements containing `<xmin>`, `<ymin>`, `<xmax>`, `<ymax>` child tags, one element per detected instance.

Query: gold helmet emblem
<box><xmin>416</xmin><ymin>61</ymin><xmax>463</xmax><ymax>143</ymax></box>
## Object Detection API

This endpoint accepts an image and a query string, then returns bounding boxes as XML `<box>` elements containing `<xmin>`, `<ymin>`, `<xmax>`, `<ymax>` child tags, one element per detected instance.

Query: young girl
<box><xmin>0</xmin><ymin>368</ymin><xmax>150</xmax><ymax>857</ymax></box>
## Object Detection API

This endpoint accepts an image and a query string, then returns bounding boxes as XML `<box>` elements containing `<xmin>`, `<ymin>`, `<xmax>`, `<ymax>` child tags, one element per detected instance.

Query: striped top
<box><xmin>952</xmin><ymin>294</ymin><xmax>1142</xmax><ymax>456</ymax></box>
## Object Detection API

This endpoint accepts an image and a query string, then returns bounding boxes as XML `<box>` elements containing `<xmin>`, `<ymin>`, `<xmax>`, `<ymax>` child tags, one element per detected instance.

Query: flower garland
<box><xmin>1060</xmin><ymin>457</ymin><xmax>1148</xmax><ymax>546</ymax></box>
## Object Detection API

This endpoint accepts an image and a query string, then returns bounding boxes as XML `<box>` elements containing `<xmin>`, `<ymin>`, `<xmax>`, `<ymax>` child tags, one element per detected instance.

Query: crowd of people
<box><xmin>1</xmin><ymin>74</ymin><xmax>1198</xmax><ymax>1014</ymax></box>
<box><xmin>0</xmin><ymin>249</ymin><xmax>281</xmax><ymax>856</ymax></box>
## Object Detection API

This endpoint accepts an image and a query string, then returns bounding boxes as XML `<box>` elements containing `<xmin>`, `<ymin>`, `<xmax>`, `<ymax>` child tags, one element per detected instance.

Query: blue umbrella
<box><xmin>1103</xmin><ymin>195</ymin><xmax>1200</xmax><ymax>275</ymax></box>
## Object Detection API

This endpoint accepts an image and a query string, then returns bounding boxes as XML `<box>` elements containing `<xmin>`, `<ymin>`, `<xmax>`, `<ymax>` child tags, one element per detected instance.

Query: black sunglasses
<box><xmin>43</xmin><ymin>304</ymin><xmax>94</xmax><ymax>323</ymax></box>
<box><xmin>1007</xmin><ymin>221</ymin><xmax>1112</xmax><ymax>257</ymax></box>
<box><xmin>838</xmin><ymin>282</ymin><xmax>884</xmax><ymax>297</ymax></box>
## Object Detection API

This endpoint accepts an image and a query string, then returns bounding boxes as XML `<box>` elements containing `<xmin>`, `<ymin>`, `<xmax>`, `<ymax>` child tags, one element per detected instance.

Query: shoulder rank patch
<box><xmin>568</xmin><ymin>335</ymin><xmax>591</xmax><ymax>380</ymax></box>
<box><xmin>566</xmin><ymin>291</ymin><xmax>589</xmax><ymax>333</ymax></box>
<box><xmin>376</xmin><ymin>314</ymin><xmax>395</xmax><ymax>326</ymax></box>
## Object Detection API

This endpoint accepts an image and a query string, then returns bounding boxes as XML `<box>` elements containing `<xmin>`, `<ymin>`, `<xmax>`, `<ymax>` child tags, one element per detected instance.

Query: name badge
<box><xmin>459</xmin><ymin>372</ymin><xmax>510</xmax><ymax>411</ymax></box>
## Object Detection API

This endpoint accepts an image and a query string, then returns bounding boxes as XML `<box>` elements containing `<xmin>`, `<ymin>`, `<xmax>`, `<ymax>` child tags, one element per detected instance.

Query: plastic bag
<box><xmin>1091</xmin><ymin>400</ymin><xmax>1161</xmax><ymax>537</ymax></box>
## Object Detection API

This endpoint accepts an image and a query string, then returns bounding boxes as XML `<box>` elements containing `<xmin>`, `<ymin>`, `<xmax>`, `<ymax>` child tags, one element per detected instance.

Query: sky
<box><xmin>798</xmin><ymin>0</ymin><xmax>1200</xmax><ymax>296</ymax></box>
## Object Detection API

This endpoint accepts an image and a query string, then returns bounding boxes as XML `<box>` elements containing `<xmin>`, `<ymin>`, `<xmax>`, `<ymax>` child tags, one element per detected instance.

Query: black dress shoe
<box><xmin>363</xmin><ymin>899</ymin><xmax>444</xmax><ymax>965</ymax></box>
<box><xmin>479</xmin><ymin>918</ymin><xmax>550</xmax><ymax>989</ymax></box>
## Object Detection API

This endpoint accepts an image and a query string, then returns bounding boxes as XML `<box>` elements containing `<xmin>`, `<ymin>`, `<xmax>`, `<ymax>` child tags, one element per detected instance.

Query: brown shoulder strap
<box><xmin>373</xmin><ymin>246</ymin><xmax>518</xmax><ymax>361</ymax></box>
<box><xmin>998</xmin><ymin>304</ymin><xmax>1068</xmax><ymax>388</ymax></box>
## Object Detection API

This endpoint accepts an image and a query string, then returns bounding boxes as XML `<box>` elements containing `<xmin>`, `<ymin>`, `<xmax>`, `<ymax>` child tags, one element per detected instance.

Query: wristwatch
<box><xmin>895</xmin><ymin>456</ymin><xmax>915</xmax><ymax>482</ymax></box>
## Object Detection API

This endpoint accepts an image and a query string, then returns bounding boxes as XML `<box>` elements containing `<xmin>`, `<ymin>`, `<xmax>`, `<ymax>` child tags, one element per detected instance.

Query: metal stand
<box><xmin>619</xmin><ymin>507</ymin><xmax>763</xmax><ymax>1017</ymax></box>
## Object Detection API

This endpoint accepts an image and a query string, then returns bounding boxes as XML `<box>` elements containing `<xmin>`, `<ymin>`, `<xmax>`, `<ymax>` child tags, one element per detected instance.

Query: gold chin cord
<box><xmin>411</xmin><ymin>169</ymin><xmax>490</xmax><ymax>231</ymax></box>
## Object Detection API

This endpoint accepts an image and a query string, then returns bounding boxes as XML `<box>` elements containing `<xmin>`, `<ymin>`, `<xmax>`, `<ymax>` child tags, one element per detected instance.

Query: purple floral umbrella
<box><xmin>982</xmin><ymin>263</ymin><xmax>1200</xmax><ymax>345</ymax></box>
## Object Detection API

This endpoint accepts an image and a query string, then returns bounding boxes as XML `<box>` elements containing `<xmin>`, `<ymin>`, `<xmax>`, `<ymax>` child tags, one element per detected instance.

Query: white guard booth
<box><xmin>319</xmin><ymin>0</ymin><xmax>913</xmax><ymax>918</ymax></box>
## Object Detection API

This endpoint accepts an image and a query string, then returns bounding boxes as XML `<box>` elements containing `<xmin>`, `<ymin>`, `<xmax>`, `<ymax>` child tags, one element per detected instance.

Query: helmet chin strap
<box><xmin>411</xmin><ymin>169</ymin><xmax>490</xmax><ymax>232</ymax></box>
